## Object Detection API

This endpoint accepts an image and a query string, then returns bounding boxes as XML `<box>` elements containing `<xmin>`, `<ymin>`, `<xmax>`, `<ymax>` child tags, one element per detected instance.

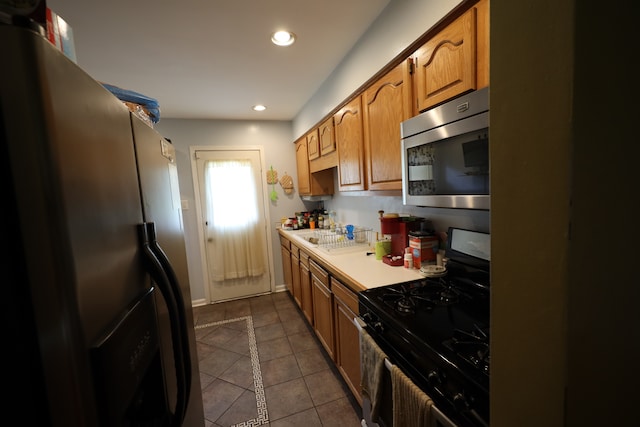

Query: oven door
<box><xmin>356</xmin><ymin>317</ymin><xmax>464</xmax><ymax>427</ymax></box>
<box><xmin>432</xmin><ymin>405</ymin><xmax>459</xmax><ymax>427</ymax></box>
<box><xmin>362</xmin><ymin>389</ymin><xmax>461</xmax><ymax>427</ymax></box>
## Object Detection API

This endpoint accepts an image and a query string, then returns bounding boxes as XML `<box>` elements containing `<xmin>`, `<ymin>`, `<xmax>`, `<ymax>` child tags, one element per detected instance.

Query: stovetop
<box><xmin>359</xmin><ymin>273</ymin><xmax>490</xmax><ymax>387</ymax></box>
<box><xmin>358</xmin><ymin>228</ymin><xmax>491</xmax><ymax>426</ymax></box>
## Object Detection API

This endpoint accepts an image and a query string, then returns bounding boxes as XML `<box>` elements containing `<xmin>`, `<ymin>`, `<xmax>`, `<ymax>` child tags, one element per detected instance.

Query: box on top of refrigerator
<box><xmin>46</xmin><ymin>8</ymin><xmax>76</xmax><ymax>62</ymax></box>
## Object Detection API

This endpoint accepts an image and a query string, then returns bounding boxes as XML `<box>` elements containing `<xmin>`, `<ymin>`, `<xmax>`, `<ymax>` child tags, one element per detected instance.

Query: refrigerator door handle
<box><xmin>145</xmin><ymin>222</ymin><xmax>193</xmax><ymax>395</ymax></box>
<box><xmin>138</xmin><ymin>222</ymin><xmax>190</xmax><ymax>427</ymax></box>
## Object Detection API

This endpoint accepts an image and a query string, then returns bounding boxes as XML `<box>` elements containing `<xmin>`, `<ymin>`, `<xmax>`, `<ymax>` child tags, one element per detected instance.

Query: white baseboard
<box><xmin>191</xmin><ymin>286</ymin><xmax>287</xmax><ymax>307</ymax></box>
<box><xmin>191</xmin><ymin>298</ymin><xmax>208</xmax><ymax>307</ymax></box>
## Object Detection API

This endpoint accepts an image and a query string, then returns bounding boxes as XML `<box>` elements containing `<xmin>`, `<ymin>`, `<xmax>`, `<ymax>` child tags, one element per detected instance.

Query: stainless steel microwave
<box><xmin>401</xmin><ymin>87</ymin><xmax>489</xmax><ymax>210</ymax></box>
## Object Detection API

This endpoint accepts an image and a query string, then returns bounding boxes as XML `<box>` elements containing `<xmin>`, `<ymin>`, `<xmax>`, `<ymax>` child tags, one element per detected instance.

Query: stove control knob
<box><xmin>453</xmin><ymin>393</ymin><xmax>470</xmax><ymax>411</ymax></box>
<box><xmin>427</xmin><ymin>370</ymin><xmax>442</xmax><ymax>386</ymax></box>
<box><xmin>362</xmin><ymin>313</ymin><xmax>374</xmax><ymax>323</ymax></box>
<box><xmin>372</xmin><ymin>321</ymin><xmax>384</xmax><ymax>333</ymax></box>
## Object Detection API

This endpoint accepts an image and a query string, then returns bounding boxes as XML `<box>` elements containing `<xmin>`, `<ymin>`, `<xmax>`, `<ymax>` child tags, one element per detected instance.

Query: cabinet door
<box><xmin>475</xmin><ymin>0</ymin><xmax>490</xmax><ymax>90</ymax></box>
<box><xmin>291</xmin><ymin>244</ymin><xmax>301</xmax><ymax>307</ymax></box>
<box><xmin>296</xmin><ymin>135</ymin><xmax>335</xmax><ymax>196</ymax></box>
<box><xmin>310</xmin><ymin>259</ymin><xmax>334</xmax><ymax>359</ymax></box>
<box><xmin>281</xmin><ymin>244</ymin><xmax>292</xmax><ymax>295</ymax></box>
<box><xmin>295</xmin><ymin>137</ymin><xmax>311</xmax><ymax>195</ymax></box>
<box><xmin>312</xmin><ymin>276</ymin><xmax>334</xmax><ymax>359</ymax></box>
<box><xmin>335</xmin><ymin>96</ymin><xmax>366</xmax><ymax>191</ymax></box>
<box><xmin>413</xmin><ymin>7</ymin><xmax>477</xmax><ymax>112</ymax></box>
<box><xmin>307</xmin><ymin>129</ymin><xmax>320</xmax><ymax>161</ymax></box>
<box><xmin>362</xmin><ymin>59</ymin><xmax>413</xmax><ymax>191</ymax></box>
<box><xmin>319</xmin><ymin>117</ymin><xmax>336</xmax><ymax>156</ymax></box>
<box><xmin>332</xmin><ymin>277</ymin><xmax>362</xmax><ymax>405</ymax></box>
<box><xmin>299</xmin><ymin>251</ymin><xmax>314</xmax><ymax>325</ymax></box>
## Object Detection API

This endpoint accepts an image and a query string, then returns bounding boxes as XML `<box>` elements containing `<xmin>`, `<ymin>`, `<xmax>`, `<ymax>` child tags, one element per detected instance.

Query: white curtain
<box><xmin>204</xmin><ymin>159</ymin><xmax>266</xmax><ymax>281</ymax></box>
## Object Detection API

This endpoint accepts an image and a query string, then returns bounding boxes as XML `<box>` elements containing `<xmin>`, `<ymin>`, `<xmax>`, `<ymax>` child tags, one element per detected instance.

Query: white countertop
<box><xmin>279</xmin><ymin>228</ymin><xmax>425</xmax><ymax>291</ymax></box>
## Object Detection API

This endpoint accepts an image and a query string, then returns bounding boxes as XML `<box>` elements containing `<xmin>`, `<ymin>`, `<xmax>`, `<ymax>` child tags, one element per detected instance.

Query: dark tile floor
<box><xmin>192</xmin><ymin>291</ymin><xmax>363</xmax><ymax>427</ymax></box>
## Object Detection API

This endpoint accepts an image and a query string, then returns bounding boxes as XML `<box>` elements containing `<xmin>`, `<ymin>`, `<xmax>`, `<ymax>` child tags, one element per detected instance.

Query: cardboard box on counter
<box><xmin>409</xmin><ymin>233</ymin><xmax>439</xmax><ymax>269</ymax></box>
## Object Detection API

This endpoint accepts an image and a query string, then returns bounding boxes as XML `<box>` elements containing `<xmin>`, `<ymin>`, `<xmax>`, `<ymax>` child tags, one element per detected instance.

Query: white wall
<box><xmin>325</xmin><ymin>191</ymin><xmax>489</xmax><ymax>235</ymax></box>
<box><xmin>293</xmin><ymin>0</ymin><xmax>462</xmax><ymax>138</ymax></box>
<box><xmin>154</xmin><ymin>0</ymin><xmax>467</xmax><ymax>305</ymax></box>
<box><xmin>154</xmin><ymin>119</ymin><xmax>307</xmax><ymax>304</ymax></box>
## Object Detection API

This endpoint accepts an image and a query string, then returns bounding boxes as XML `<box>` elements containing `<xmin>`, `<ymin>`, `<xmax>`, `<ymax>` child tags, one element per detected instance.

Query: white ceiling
<box><xmin>47</xmin><ymin>0</ymin><xmax>391</xmax><ymax>121</ymax></box>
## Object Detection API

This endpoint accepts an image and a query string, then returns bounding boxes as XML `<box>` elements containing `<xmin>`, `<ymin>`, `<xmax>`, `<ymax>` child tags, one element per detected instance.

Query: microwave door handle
<box><xmin>138</xmin><ymin>223</ymin><xmax>189</xmax><ymax>427</ymax></box>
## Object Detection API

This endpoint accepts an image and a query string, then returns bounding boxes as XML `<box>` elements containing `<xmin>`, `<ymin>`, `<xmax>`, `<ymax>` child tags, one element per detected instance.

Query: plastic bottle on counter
<box><xmin>404</xmin><ymin>247</ymin><xmax>413</xmax><ymax>269</ymax></box>
<box><xmin>328</xmin><ymin>210</ymin><xmax>336</xmax><ymax>230</ymax></box>
<box><xmin>317</xmin><ymin>215</ymin><xmax>324</xmax><ymax>229</ymax></box>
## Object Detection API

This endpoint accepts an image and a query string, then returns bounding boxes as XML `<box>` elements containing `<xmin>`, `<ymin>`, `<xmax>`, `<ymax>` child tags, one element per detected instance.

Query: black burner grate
<box><xmin>378</xmin><ymin>277</ymin><xmax>476</xmax><ymax>314</ymax></box>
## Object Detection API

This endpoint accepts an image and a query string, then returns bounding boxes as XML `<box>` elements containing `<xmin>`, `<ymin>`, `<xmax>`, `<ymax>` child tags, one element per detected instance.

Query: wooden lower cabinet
<box><xmin>280</xmin><ymin>236</ymin><xmax>293</xmax><ymax>295</ymax></box>
<box><xmin>291</xmin><ymin>243</ymin><xmax>301</xmax><ymax>307</ymax></box>
<box><xmin>299</xmin><ymin>250</ymin><xmax>314</xmax><ymax>325</ymax></box>
<box><xmin>278</xmin><ymin>233</ymin><xmax>362</xmax><ymax>405</ymax></box>
<box><xmin>332</xmin><ymin>277</ymin><xmax>362</xmax><ymax>405</ymax></box>
<box><xmin>310</xmin><ymin>259</ymin><xmax>334</xmax><ymax>360</ymax></box>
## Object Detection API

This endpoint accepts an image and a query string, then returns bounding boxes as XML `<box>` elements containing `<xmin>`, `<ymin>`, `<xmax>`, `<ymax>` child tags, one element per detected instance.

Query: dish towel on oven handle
<box><xmin>359</xmin><ymin>328</ymin><xmax>388</xmax><ymax>423</ymax></box>
<box><xmin>391</xmin><ymin>364</ymin><xmax>433</xmax><ymax>427</ymax></box>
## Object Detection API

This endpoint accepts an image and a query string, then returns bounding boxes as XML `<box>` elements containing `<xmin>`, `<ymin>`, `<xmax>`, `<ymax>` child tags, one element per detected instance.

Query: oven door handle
<box><xmin>354</xmin><ymin>316</ymin><xmax>394</xmax><ymax>371</ymax></box>
<box><xmin>431</xmin><ymin>405</ymin><xmax>458</xmax><ymax>427</ymax></box>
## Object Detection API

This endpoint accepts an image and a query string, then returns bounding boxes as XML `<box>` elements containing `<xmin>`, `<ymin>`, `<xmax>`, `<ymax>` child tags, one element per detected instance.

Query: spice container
<box><xmin>409</xmin><ymin>232</ymin><xmax>439</xmax><ymax>269</ymax></box>
<box><xmin>404</xmin><ymin>253</ymin><xmax>413</xmax><ymax>268</ymax></box>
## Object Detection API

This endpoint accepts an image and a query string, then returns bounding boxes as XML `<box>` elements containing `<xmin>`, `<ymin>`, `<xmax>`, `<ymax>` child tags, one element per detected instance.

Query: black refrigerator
<box><xmin>1</xmin><ymin>22</ymin><xmax>205</xmax><ymax>427</ymax></box>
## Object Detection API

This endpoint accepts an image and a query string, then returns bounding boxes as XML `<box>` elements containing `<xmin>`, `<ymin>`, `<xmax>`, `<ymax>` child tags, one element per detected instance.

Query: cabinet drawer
<box><xmin>290</xmin><ymin>242</ymin><xmax>300</xmax><ymax>258</ymax></box>
<box><xmin>279</xmin><ymin>234</ymin><xmax>290</xmax><ymax>249</ymax></box>
<box><xmin>299</xmin><ymin>249</ymin><xmax>310</xmax><ymax>267</ymax></box>
<box><xmin>309</xmin><ymin>259</ymin><xmax>329</xmax><ymax>287</ymax></box>
<box><xmin>331</xmin><ymin>277</ymin><xmax>359</xmax><ymax>315</ymax></box>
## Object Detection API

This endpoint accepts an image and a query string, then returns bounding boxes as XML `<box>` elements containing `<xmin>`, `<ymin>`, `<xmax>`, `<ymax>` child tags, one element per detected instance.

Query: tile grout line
<box><xmin>195</xmin><ymin>315</ymin><xmax>269</xmax><ymax>426</ymax></box>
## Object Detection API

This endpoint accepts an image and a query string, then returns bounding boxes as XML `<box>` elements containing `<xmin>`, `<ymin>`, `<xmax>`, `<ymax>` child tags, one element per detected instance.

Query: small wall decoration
<box><xmin>280</xmin><ymin>172</ymin><xmax>294</xmax><ymax>195</ymax></box>
<box><xmin>267</xmin><ymin>166</ymin><xmax>278</xmax><ymax>201</ymax></box>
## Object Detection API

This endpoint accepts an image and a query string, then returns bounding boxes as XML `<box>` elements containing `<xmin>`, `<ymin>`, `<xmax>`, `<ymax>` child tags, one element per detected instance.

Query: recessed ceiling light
<box><xmin>271</xmin><ymin>30</ymin><xmax>296</xmax><ymax>46</ymax></box>
<box><xmin>253</xmin><ymin>105</ymin><xmax>266</xmax><ymax>111</ymax></box>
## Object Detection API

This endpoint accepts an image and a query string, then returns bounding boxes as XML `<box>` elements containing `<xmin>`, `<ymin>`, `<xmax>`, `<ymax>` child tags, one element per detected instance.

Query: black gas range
<box><xmin>358</xmin><ymin>227</ymin><xmax>490</xmax><ymax>427</ymax></box>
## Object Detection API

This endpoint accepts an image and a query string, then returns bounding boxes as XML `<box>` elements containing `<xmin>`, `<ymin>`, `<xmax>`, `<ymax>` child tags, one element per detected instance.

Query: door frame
<box><xmin>190</xmin><ymin>145</ymin><xmax>276</xmax><ymax>303</ymax></box>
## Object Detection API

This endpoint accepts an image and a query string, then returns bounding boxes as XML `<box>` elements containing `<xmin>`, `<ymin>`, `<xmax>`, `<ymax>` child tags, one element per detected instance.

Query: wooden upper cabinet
<box><xmin>319</xmin><ymin>117</ymin><xmax>336</xmax><ymax>156</ymax></box>
<box><xmin>362</xmin><ymin>59</ymin><xmax>414</xmax><ymax>191</ymax></box>
<box><xmin>292</xmin><ymin>1</ymin><xmax>488</xmax><ymax>195</ymax></box>
<box><xmin>475</xmin><ymin>0</ymin><xmax>490</xmax><ymax>90</ymax></box>
<box><xmin>309</xmin><ymin>117</ymin><xmax>338</xmax><ymax>173</ymax></box>
<box><xmin>413</xmin><ymin>6</ymin><xmax>477</xmax><ymax>112</ymax></box>
<box><xmin>296</xmin><ymin>135</ymin><xmax>334</xmax><ymax>196</ymax></box>
<box><xmin>295</xmin><ymin>136</ymin><xmax>311</xmax><ymax>195</ymax></box>
<box><xmin>307</xmin><ymin>129</ymin><xmax>320</xmax><ymax>161</ymax></box>
<box><xmin>334</xmin><ymin>96</ymin><xmax>365</xmax><ymax>192</ymax></box>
